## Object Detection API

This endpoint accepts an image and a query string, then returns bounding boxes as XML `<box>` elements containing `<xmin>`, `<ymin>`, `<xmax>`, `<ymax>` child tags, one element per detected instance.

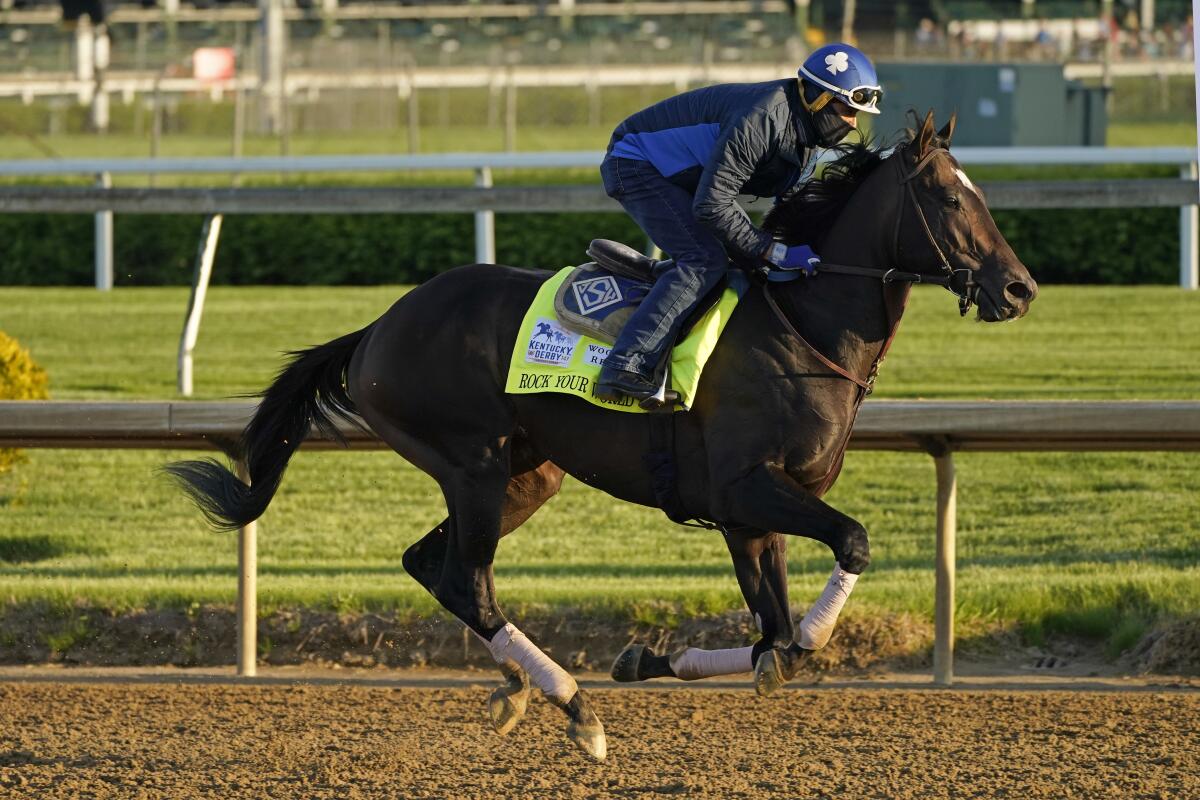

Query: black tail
<box><xmin>164</xmin><ymin>325</ymin><xmax>372</xmax><ymax>531</ymax></box>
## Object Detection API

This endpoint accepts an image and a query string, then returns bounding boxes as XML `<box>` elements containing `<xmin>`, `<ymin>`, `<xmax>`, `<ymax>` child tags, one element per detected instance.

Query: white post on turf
<box><xmin>933</xmin><ymin>452</ymin><xmax>957</xmax><ymax>686</ymax></box>
<box><xmin>178</xmin><ymin>214</ymin><xmax>223</xmax><ymax>396</ymax></box>
<box><xmin>1182</xmin><ymin>162</ymin><xmax>1198</xmax><ymax>290</ymax></box>
<box><xmin>1188</xmin><ymin>0</ymin><xmax>1200</xmax><ymax>289</ymax></box>
<box><xmin>236</xmin><ymin>458</ymin><xmax>257</xmax><ymax>677</ymax></box>
<box><xmin>94</xmin><ymin>172</ymin><xmax>113</xmax><ymax>290</ymax></box>
<box><xmin>475</xmin><ymin>166</ymin><xmax>495</xmax><ymax>264</ymax></box>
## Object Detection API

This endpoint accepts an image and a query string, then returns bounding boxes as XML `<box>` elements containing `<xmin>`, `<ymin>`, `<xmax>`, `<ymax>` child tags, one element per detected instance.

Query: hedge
<box><xmin>0</xmin><ymin>205</ymin><xmax>1182</xmax><ymax>286</ymax></box>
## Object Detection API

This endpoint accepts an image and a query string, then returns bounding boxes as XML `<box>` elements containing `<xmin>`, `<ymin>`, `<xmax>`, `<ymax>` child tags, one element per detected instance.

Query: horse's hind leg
<box><xmin>611</xmin><ymin>528</ymin><xmax>791</xmax><ymax>684</ymax></box>
<box><xmin>402</xmin><ymin>449</ymin><xmax>565</xmax><ymax>736</ymax></box>
<box><xmin>432</xmin><ymin>446</ymin><xmax>605</xmax><ymax>761</ymax></box>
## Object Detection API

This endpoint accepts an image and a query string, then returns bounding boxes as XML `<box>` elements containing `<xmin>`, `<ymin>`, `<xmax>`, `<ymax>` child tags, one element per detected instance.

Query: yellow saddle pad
<box><xmin>504</xmin><ymin>266</ymin><xmax>743</xmax><ymax>413</ymax></box>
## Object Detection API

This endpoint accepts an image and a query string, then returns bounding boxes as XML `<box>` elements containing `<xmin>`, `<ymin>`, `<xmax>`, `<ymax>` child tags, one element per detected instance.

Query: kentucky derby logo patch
<box><xmin>525</xmin><ymin>317</ymin><xmax>581</xmax><ymax>367</ymax></box>
<box><xmin>571</xmin><ymin>275</ymin><xmax>624</xmax><ymax>316</ymax></box>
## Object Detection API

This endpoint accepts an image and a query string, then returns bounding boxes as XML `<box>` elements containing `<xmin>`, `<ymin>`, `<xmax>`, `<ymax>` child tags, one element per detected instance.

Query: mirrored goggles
<box><xmin>844</xmin><ymin>85</ymin><xmax>883</xmax><ymax>111</ymax></box>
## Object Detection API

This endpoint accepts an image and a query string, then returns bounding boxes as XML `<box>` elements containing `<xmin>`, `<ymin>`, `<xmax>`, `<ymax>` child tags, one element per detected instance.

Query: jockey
<box><xmin>595</xmin><ymin>43</ymin><xmax>883</xmax><ymax>403</ymax></box>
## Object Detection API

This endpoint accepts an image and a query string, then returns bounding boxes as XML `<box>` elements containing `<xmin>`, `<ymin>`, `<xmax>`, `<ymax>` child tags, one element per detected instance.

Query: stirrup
<box><xmin>638</xmin><ymin>390</ymin><xmax>680</xmax><ymax>411</ymax></box>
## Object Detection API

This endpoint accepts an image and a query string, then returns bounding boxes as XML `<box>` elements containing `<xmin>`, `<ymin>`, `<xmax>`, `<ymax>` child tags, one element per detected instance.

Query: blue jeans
<box><xmin>599</xmin><ymin>156</ymin><xmax>729</xmax><ymax>378</ymax></box>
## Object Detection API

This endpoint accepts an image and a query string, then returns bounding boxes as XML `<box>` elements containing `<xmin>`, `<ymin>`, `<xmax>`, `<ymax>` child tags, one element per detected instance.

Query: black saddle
<box><xmin>586</xmin><ymin>239</ymin><xmax>672</xmax><ymax>283</ymax></box>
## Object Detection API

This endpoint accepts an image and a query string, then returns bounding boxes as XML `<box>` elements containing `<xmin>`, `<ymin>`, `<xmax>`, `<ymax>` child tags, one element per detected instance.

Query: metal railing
<box><xmin>2</xmin><ymin>146</ymin><xmax>1196</xmax><ymax>280</ymax></box>
<box><xmin>3</xmin><ymin>399</ymin><xmax>1198</xmax><ymax>683</ymax></box>
<box><xmin>2</xmin><ymin>147</ymin><xmax>1197</xmax><ymax>394</ymax></box>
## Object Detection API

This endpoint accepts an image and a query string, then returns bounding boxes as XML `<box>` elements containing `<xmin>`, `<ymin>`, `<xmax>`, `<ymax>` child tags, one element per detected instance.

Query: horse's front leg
<box><xmin>610</xmin><ymin>529</ymin><xmax>792</xmax><ymax>684</ymax></box>
<box><xmin>719</xmin><ymin>462</ymin><xmax>870</xmax><ymax>695</ymax></box>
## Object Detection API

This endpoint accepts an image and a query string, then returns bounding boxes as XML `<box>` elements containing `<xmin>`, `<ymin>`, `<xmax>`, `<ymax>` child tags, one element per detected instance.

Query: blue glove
<box><xmin>766</xmin><ymin>243</ymin><xmax>821</xmax><ymax>276</ymax></box>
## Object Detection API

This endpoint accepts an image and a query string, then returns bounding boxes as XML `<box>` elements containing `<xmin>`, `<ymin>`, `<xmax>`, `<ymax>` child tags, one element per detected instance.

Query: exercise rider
<box><xmin>594</xmin><ymin>42</ymin><xmax>884</xmax><ymax>403</ymax></box>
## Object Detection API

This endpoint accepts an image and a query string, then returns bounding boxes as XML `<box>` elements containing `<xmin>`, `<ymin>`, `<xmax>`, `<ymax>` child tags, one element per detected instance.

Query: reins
<box><xmin>775</xmin><ymin>146</ymin><xmax>979</xmax><ymax>316</ymax></box>
<box><xmin>762</xmin><ymin>144</ymin><xmax>979</xmax><ymax>393</ymax></box>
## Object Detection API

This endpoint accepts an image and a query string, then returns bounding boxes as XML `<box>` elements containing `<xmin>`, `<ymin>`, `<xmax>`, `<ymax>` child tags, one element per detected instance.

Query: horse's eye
<box><xmin>944</xmin><ymin>194</ymin><xmax>962</xmax><ymax>210</ymax></box>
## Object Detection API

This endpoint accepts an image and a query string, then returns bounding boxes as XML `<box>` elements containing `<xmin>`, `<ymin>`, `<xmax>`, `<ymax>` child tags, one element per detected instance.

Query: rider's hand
<box><xmin>766</xmin><ymin>243</ymin><xmax>820</xmax><ymax>275</ymax></box>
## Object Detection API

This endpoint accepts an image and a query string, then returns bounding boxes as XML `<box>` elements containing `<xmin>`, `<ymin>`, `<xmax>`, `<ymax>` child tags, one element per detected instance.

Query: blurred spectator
<box><xmin>914</xmin><ymin>17</ymin><xmax>940</xmax><ymax>54</ymax></box>
<box><xmin>1033</xmin><ymin>20</ymin><xmax>1056</xmax><ymax>60</ymax></box>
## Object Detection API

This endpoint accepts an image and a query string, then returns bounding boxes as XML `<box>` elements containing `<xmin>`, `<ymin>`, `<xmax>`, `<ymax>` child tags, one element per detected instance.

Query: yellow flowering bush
<box><xmin>0</xmin><ymin>331</ymin><xmax>49</xmax><ymax>474</ymax></box>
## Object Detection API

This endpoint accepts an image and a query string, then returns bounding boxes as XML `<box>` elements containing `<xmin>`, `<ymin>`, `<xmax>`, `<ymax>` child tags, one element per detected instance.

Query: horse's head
<box><xmin>895</xmin><ymin>110</ymin><xmax>1038</xmax><ymax>321</ymax></box>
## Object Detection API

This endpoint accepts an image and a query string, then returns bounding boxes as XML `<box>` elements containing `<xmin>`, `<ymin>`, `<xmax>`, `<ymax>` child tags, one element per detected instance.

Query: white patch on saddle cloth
<box><xmin>582</xmin><ymin>343</ymin><xmax>611</xmax><ymax>367</ymax></box>
<box><xmin>524</xmin><ymin>317</ymin><xmax>581</xmax><ymax>367</ymax></box>
<box><xmin>571</xmin><ymin>275</ymin><xmax>624</xmax><ymax>316</ymax></box>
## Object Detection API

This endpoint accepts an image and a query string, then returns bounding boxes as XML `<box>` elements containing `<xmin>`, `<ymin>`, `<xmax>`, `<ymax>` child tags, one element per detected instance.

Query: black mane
<box><xmin>763</xmin><ymin>137</ymin><xmax>891</xmax><ymax>250</ymax></box>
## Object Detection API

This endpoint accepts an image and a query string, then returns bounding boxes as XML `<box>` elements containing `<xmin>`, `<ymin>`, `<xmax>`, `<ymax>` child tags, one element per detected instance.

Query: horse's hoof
<box><xmin>487</xmin><ymin>671</ymin><xmax>530</xmax><ymax>736</ymax></box>
<box><xmin>753</xmin><ymin>649</ymin><xmax>787</xmax><ymax>697</ymax></box>
<box><xmin>610</xmin><ymin>643</ymin><xmax>646</xmax><ymax>683</ymax></box>
<box><xmin>567</xmin><ymin>709</ymin><xmax>607</xmax><ymax>762</ymax></box>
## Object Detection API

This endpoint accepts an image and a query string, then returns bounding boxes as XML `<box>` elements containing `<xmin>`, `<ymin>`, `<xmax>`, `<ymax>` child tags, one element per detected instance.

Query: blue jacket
<box><xmin>607</xmin><ymin>79</ymin><xmax>818</xmax><ymax>263</ymax></box>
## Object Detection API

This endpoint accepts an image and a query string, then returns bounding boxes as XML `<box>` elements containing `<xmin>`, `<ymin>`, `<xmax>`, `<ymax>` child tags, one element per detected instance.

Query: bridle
<box><xmin>813</xmin><ymin>146</ymin><xmax>979</xmax><ymax>316</ymax></box>
<box><xmin>759</xmin><ymin>143</ymin><xmax>983</xmax><ymax>395</ymax></box>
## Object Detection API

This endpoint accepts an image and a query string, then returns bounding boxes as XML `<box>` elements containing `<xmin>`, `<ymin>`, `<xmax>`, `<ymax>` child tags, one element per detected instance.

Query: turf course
<box><xmin>0</xmin><ymin>285</ymin><xmax>1197</xmax><ymax>650</ymax></box>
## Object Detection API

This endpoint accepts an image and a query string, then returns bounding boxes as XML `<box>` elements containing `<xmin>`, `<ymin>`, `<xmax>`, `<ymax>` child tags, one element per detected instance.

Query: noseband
<box><xmin>814</xmin><ymin>147</ymin><xmax>979</xmax><ymax>316</ymax></box>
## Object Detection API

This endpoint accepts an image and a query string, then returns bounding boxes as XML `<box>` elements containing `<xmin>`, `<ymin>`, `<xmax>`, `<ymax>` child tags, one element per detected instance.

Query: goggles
<box><xmin>798</xmin><ymin>69</ymin><xmax>884</xmax><ymax>115</ymax></box>
<box><xmin>846</xmin><ymin>86</ymin><xmax>883</xmax><ymax>111</ymax></box>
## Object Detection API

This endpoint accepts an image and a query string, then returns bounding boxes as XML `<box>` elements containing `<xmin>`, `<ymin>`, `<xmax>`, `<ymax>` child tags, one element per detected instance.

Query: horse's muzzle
<box><xmin>977</xmin><ymin>274</ymin><xmax>1038</xmax><ymax>322</ymax></box>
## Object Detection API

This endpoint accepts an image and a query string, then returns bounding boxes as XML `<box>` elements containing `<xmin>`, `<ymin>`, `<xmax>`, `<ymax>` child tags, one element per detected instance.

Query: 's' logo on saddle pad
<box><xmin>571</xmin><ymin>276</ymin><xmax>624</xmax><ymax>316</ymax></box>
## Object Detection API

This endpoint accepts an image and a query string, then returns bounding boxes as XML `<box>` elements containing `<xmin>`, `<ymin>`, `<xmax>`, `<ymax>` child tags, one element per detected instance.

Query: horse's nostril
<box><xmin>1005</xmin><ymin>281</ymin><xmax>1034</xmax><ymax>302</ymax></box>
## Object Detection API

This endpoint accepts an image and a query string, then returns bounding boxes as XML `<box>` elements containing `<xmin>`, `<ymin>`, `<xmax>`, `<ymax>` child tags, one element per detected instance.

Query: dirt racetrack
<box><xmin>1</xmin><ymin>669</ymin><xmax>1197</xmax><ymax>799</ymax></box>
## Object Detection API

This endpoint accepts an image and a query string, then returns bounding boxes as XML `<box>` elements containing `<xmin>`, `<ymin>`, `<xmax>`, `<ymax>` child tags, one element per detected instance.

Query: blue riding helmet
<box><xmin>798</xmin><ymin>43</ymin><xmax>882</xmax><ymax>115</ymax></box>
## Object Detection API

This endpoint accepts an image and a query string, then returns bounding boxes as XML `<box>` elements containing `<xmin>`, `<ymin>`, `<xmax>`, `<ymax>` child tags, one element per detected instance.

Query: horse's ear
<box><xmin>937</xmin><ymin>112</ymin><xmax>957</xmax><ymax>148</ymax></box>
<box><xmin>915</xmin><ymin>109</ymin><xmax>936</xmax><ymax>156</ymax></box>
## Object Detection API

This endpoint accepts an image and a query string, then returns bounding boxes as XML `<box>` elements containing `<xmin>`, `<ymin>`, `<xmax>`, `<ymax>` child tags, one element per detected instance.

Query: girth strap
<box><xmin>644</xmin><ymin>412</ymin><xmax>690</xmax><ymax>525</ymax></box>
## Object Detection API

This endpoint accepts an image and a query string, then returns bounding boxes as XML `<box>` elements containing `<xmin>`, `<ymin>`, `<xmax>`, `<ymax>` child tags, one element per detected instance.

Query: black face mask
<box><xmin>800</xmin><ymin>79</ymin><xmax>854</xmax><ymax>148</ymax></box>
<box><xmin>812</xmin><ymin>107</ymin><xmax>853</xmax><ymax>148</ymax></box>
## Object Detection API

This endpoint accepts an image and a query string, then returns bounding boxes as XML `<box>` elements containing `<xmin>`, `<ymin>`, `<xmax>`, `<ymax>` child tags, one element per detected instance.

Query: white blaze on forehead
<box><xmin>954</xmin><ymin>167</ymin><xmax>981</xmax><ymax>197</ymax></box>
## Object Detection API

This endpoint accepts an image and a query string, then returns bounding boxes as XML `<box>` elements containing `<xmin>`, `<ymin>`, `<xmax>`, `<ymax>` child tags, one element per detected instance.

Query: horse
<box><xmin>166</xmin><ymin>111</ymin><xmax>1037</xmax><ymax>762</ymax></box>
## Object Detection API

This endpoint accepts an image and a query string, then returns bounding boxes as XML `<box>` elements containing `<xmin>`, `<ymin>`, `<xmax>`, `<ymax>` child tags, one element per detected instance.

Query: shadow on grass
<box><xmin>0</xmin><ymin>535</ymin><xmax>86</xmax><ymax>564</ymax></box>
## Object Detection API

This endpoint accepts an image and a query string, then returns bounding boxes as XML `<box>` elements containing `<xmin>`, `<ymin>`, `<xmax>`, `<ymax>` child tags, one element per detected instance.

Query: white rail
<box><xmin>2</xmin><ymin>147</ymin><xmax>1196</xmax><ymax>293</ymax></box>
<box><xmin>3</xmin><ymin>60</ymin><xmax>1193</xmax><ymax>103</ymax></box>
<box><xmin>3</xmin><ymin>399</ymin><xmax>1198</xmax><ymax>682</ymax></box>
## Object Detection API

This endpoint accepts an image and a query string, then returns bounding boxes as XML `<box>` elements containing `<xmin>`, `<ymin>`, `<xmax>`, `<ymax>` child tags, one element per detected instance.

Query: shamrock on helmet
<box><xmin>798</xmin><ymin>43</ymin><xmax>883</xmax><ymax>115</ymax></box>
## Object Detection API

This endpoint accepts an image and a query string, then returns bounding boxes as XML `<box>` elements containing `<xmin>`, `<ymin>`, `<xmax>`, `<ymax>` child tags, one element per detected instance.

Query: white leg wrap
<box><xmin>668</xmin><ymin>645</ymin><xmax>755</xmax><ymax>681</ymax></box>
<box><xmin>482</xmin><ymin>623</ymin><xmax>577</xmax><ymax>703</ymax></box>
<box><xmin>798</xmin><ymin>567</ymin><xmax>859</xmax><ymax>650</ymax></box>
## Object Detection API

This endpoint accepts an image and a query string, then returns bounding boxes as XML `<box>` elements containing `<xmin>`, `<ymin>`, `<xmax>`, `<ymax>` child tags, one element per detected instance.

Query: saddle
<box><xmin>554</xmin><ymin>239</ymin><xmax>727</xmax><ymax>344</ymax></box>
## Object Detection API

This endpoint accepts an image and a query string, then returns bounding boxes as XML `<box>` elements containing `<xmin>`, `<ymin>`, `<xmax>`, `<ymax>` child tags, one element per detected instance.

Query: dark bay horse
<box><xmin>167</xmin><ymin>112</ymin><xmax>1036</xmax><ymax>762</ymax></box>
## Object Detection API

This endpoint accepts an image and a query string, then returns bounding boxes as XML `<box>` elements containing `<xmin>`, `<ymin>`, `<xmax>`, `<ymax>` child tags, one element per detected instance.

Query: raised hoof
<box><xmin>610</xmin><ymin>643</ymin><xmax>647</xmax><ymax>683</ymax></box>
<box><xmin>567</xmin><ymin>710</ymin><xmax>608</xmax><ymax>763</ymax></box>
<box><xmin>753</xmin><ymin>648</ymin><xmax>788</xmax><ymax>697</ymax></box>
<box><xmin>487</xmin><ymin>670</ymin><xmax>530</xmax><ymax>736</ymax></box>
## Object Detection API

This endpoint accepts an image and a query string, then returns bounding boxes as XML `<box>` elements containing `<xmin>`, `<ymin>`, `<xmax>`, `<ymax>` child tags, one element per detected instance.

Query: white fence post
<box><xmin>236</xmin><ymin>458</ymin><xmax>257</xmax><ymax>678</ymax></box>
<box><xmin>1181</xmin><ymin>162</ymin><xmax>1198</xmax><ymax>290</ymax></box>
<box><xmin>178</xmin><ymin>214</ymin><xmax>223</xmax><ymax>396</ymax></box>
<box><xmin>933</xmin><ymin>451</ymin><xmax>957</xmax><ymax>687</ymax></box>
<box><xmin>94</xmin><ymin>172</ymin><xmax>113</xmax><ymax>290</ymax></box>
<box><xmin>475</xmin><ymin>166</ymin><xmax>495</xmax><ymax>264</ymax></box>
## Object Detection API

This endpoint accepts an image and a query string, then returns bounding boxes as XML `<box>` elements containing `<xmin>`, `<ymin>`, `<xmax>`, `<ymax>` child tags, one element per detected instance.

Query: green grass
<box><xmin>0</xmin><ymin>285</ymin><xmax>1197</xmax><ymax>648</ymax></box>
<box><xmin>1</xmin><ymin>117</ymin><xmax>1195</xmax><ymax>165</ymax></box>
<box><xmin>1108</xmin><ymin>121</ymin><xmax>1197</xmax><ymax>147</ymax></box>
